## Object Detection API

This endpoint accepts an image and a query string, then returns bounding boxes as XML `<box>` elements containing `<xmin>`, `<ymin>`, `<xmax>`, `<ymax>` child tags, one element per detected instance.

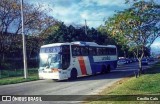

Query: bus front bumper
<box><xmin>39</xmin><ymin>71</ymin><xmax>60</xmax><ymax>80</ymax></box>
<box><xmin>38</xmin><ymin>70</ymin><xmax>68</xmax><ymax>80</ymax></box>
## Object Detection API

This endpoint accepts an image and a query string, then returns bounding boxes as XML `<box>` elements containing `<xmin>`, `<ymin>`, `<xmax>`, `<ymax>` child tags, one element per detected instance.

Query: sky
<box><xmin>27</xmin><ymin>0</ymin><xmax>160</xmax><ymax>54</ymax></box>
<box><xmin>27</xmin><ymin>0</ymin><xmax>129</xmax><ymax>28</ymax></box>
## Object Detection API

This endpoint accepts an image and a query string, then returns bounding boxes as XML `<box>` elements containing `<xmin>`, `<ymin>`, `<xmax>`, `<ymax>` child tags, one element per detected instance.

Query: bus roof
<box><xmin>71</xmin><ymin>41</ymin><xmax>98</xmax><ymax>46</ymax></box>
<box><xmin>106</xmin><ymin>45</ymin><xmax>117</xmax><ymax>48</ymax></box>
<box><xmin>41</xmin><ymin>41</ymin><xmax>116</xmax><ymax>48</ymax></box>
<box><xmin>41</xmin><ymin>43</ymin><xmax>70</xmax><ymax>48</ymax></box>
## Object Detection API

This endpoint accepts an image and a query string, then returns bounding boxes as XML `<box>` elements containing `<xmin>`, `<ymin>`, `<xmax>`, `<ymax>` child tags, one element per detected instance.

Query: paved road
<box><xmin>0</xmin><ymin>61</ymin><xmax>157</xmax><ymax>104</ymax></box>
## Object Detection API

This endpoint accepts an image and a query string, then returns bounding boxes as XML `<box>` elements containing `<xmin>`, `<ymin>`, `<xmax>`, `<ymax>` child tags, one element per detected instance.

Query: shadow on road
<box><xmin>57</xmin><ymin>61</ymin><xmax>159</xmax><ymax>82</ymax></box>
<box><xmin>144</xmin><ymin>61</ymin><xmax>160</xmax><ymax>74</ymax></box>
<box><xmin>58</xmin><ymin>69</ymin><xmax>134</xmax><ymax>82</ymax></box>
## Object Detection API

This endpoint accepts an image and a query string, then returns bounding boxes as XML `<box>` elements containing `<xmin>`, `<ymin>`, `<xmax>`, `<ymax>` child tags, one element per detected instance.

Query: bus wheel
<box><xmin>106</xmin><ymin>65</ymin><xmax>111</xmax><ymax>73</ymax></box>
<box><xmin>70</xmin><ymin>68</ymin><xmax>77</xmax><ymax>80</ymax></box>
<box><xmin>101</xmin><ymin>65</ymin><xmax>106</xmax><ymax>74</ymax></box>
<box><xmin>52</xmin><ymin>79</ymin><xmax>58</xmax><ymax>82</ymax></box>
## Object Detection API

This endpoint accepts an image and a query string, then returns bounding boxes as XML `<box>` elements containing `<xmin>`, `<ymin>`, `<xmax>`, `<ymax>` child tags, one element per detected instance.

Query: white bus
<box><xmin>38</xmin><ymin>41</ymin><xmax>118</xmax><ymax>80</ymax></box>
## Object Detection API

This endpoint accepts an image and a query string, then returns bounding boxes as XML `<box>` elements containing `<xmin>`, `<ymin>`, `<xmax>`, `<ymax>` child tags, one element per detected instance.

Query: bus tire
<box><xmin>106</xmin><ymin>65</ymin><xmax>111</xmax><ymax>73</ymax></box>
<box><xmin>69</xmin><ymin>68</ymin><xmax>77</xmax><ymax>80</ymax></box>
<box><xmin>101</xmin><ymin>65</ymin><xmax>106</xmax><ymax>74</ymax></box>
<box><xmin>52</xmin><ymin>79</ymin><xmax>58</xmax><ymax>82</ymax></box>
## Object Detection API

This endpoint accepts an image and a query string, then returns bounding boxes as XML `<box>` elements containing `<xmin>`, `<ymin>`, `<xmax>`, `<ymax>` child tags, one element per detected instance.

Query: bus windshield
<box><xmin>39</xmin><ymin>45</ymin><xmax>71</xmax><ymax>70</ymax></box>
<box><xmin>39</xmin><ymin>54</ymin><xmax>61</xmax><ymax>69</ymax></box>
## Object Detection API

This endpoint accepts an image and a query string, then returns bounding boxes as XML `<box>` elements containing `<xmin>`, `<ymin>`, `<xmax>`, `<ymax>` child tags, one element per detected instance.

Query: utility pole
<box><xmin>21</xmin><ymin>0</ymin><xmax>28</xmax><ymax>79</ymax></box>
<box><xmin>85</xmin><ymin>19</ymin><xmax>87</xmax><ymax>35</ymax></box>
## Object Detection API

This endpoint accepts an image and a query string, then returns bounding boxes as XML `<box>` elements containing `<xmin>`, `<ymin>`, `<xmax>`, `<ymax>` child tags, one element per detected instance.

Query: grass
<box><xmin>0</xmin><ymin>68</ymin><xmax>39</xmax><ymax>85</ymax></box>
<box><xmin>0</xmin><ymin>68</ymin><xmax>38</xmax><ymax>78</ymax></box>
<box><xmin>84</xmin><ymin>61</ymin><xmax>160</xmax><ymax>104</ymax></box>
<box><xmin>0</xmin><ymin>74</ymin><xmax>39</xmax><ymax>85</ymax></box>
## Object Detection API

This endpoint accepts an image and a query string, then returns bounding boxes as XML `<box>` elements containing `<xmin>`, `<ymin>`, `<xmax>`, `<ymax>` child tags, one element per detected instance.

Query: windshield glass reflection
<box><xmin>39</xmin><ymin>54</ymin><xmax>61</xmax><ymax>69</ymax></box>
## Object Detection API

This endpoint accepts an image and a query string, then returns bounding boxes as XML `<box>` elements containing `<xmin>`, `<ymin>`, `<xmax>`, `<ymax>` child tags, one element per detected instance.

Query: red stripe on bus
<box><xmin>78</xmin><ymin>57</ymin><xmax>87</xmax><ymax>75</ymax></box>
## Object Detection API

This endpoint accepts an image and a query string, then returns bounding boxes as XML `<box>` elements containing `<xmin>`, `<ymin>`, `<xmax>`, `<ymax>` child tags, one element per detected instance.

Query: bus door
<box><xmin>62</xmin><ymin>45</ymin><xmax>70</xmax><ymax>69</ymax></box>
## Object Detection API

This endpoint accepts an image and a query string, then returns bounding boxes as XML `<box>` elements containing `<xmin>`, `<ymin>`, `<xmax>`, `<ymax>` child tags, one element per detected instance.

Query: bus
<box><xmin>38</xmin><ymin>41</ymin><xmax>118</xmax><ymax>80</ymax></box>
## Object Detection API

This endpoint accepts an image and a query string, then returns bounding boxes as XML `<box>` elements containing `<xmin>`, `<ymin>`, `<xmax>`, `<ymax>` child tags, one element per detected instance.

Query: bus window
<box><xmin>72</xmin><ymin>46</ymin><xmax>76</xmax><ymax>56</ymax></box>
<box><xmin>81</xmin><ymin>46</ymin><xmax>88</xmax><ymax>56</ymax></box>
<box><xmin>97</xmin><ymin>47</ymin><xmax>103</xmax><ymax>55</ymax></box>
<box><xmin>107</xmin><ymin>48</ymin><xmax>116</xmax><ymax>55</ymax></box>
<box><xmin>111</xmin><ymin>48</ymin><xmax>116</xmax><ymax>55</ymax></box>
<box><xmin>89</xmin><ymin>47</ymin><xmax>97</xmax><ymax>55</ymax></box>
<box><xmin>71</xmin><ymin>45</ymin><xmax>81</xmax><ymax>56</ymax></box>
<box><xmin>103</xmin><ymin>48</ymin><xmax>107</xmax><ymax>55</ymax></box>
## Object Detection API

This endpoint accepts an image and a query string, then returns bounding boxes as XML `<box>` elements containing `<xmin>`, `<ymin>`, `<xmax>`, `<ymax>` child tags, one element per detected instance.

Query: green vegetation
<box><xmin>85</xmin><ymin>61</ymin><xmax>160</xmax><ymax>104</ymax></box>
<box><xmin>0</xmin><ymin>74</ymin><xmax>39</xmax><ymax>85</ymax></box>
<box><xmin>0</xmin><ymin>68</ymin><xmax>39</xmax><ymax>85</ymax></box>
<box><xmin>100</xmin><ymin>0</ymin><xmax>160</xmax><ymax>75</ymax></box>
<box><xmin>0</xmin><ymin>68</ymin><xmax>38</xmax><ymax>78</ymax></box>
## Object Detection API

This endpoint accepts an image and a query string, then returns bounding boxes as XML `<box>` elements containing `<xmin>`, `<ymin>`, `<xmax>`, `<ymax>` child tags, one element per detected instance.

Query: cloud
<box><xmin>27</xmin><ymin>0</ymin><xmax>129</xmax><ymax>28</ymax></box>
<box><xmin>151</xmin><ymin>39</ymin><xmax>160</xmax><ymax>47</ymax></box>
<box><xmin>79</xmin><ymin>0</ymin><xmax>127</xmax><ymax>7</ymax></box>
<box><xmin>151</xmin><ymin>37</ymin><xmax>160</xmax><ymax>53</ymax></box>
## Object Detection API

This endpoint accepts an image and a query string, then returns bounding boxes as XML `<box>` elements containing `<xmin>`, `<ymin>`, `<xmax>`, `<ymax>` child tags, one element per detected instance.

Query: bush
<box><xmin>0</xmin><ymin>62</ymin><xmax>13</xmax><ymax>70</ymax></box>
<box><xmin>0</xmin><ymin>58</ymin><xmax>39</xmax><ymax>70</ymax></box>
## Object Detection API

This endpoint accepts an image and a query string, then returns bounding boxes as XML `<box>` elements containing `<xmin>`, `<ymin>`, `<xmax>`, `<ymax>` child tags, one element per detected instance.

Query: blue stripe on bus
<box><xmin>88</xmin><ymin>56</ymin><xmax>103</xmax><ymax>74</ymax></box>
<box><xmin>88</xmin><ymin>56</ymin><xmax>95</xmax><ymax>74</ymax></box>
<box><xmin>88</xmin><ymin>56</ymin><xmax>117</xmax><ymax>74</ymax></box>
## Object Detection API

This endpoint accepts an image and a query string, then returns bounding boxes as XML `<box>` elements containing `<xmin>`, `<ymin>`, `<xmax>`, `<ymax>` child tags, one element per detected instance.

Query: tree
<box><xmin>104</xmin><ymin>1</ymin><xmax>160</xmax><ymax>76</ymax></box>
<box><xmin>0</xmin><ymin>0</ymin><xmax>57</xmax><ymax>62</ymax></box>
<box><xmin>44</xmin><ymin>23</ymin><xmax>113</xmax><ymax>45</ymax></box>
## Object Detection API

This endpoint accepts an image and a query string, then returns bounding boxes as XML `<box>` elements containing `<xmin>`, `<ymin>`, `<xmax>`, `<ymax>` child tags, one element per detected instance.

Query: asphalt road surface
<box><xmin>0</xmin><ymin>61</ymin><xmax>157</xmax><ymax>104</ymax></box>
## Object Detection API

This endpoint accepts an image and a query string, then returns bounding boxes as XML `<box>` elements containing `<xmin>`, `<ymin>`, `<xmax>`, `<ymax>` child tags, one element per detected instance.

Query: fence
<box><xmin>0</xmin><ymin>68</ymin><xmax>38</xmax><ymax>78</ymax></box>
<box><xmin>0</xmin><ymin>58</ymin><xmax>39</xmax><ymax>79</ymax></box>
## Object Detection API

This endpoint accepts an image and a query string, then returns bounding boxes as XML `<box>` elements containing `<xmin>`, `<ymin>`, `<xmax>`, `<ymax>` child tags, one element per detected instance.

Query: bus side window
<box><xmin>103</xmin><ymin>48</ymin><xmax>107</xmax><ymax>55</ymax></box>
<box><xmin>81</xmin><ymin>46</ymin><xmax>88</xmax><ymax>56</ymax></box>
<box><xmin>97</xmin><ymin>47</ymin><xmax>103</xmax><ymax>55</ymax></box>
<box><xmin>106</xmin><ymin>48</ymin><xmax>109</xmax><ymax>55</ymax></box>
<box><xmin>72</xmin><ymin>46</ymin><xmax>76</xmax><ymax>56</ymax></box>
<box><xmin>111</xmin><ymin>48</ymin><xmax>116</xmax><ymax>55</ymax></box>
<box><xmin>106</xmin><ymin>48</ymin><xmax>116</xmax><ymax>55</ymax></box>
<box><xmin>89</xmin><ymin>47</ymin><xmax>92</xmax><ymax>55</ymax></box>
<box><xmin>71</xmin><ymin>45</ymin><xmax>81</xmax><ymax>56</ymax></box>
<box><xmin>108</xmin><ymin>48</ymin><xmax>112</xmax><ymax>55</ymax></box>
<box><xmin>97</xmin><ymin>48</ymin><xmax>100</xmax><ymax>55</ymax></box>
<box><xmin>76</xmin><ymin>46</ymin><xmax>81</xmax><ymax>56</ymax></box>
<box><xmin>89</xmin><ymin>47</ymin><xmax>97</xmax><ymax>55</ymax></box>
